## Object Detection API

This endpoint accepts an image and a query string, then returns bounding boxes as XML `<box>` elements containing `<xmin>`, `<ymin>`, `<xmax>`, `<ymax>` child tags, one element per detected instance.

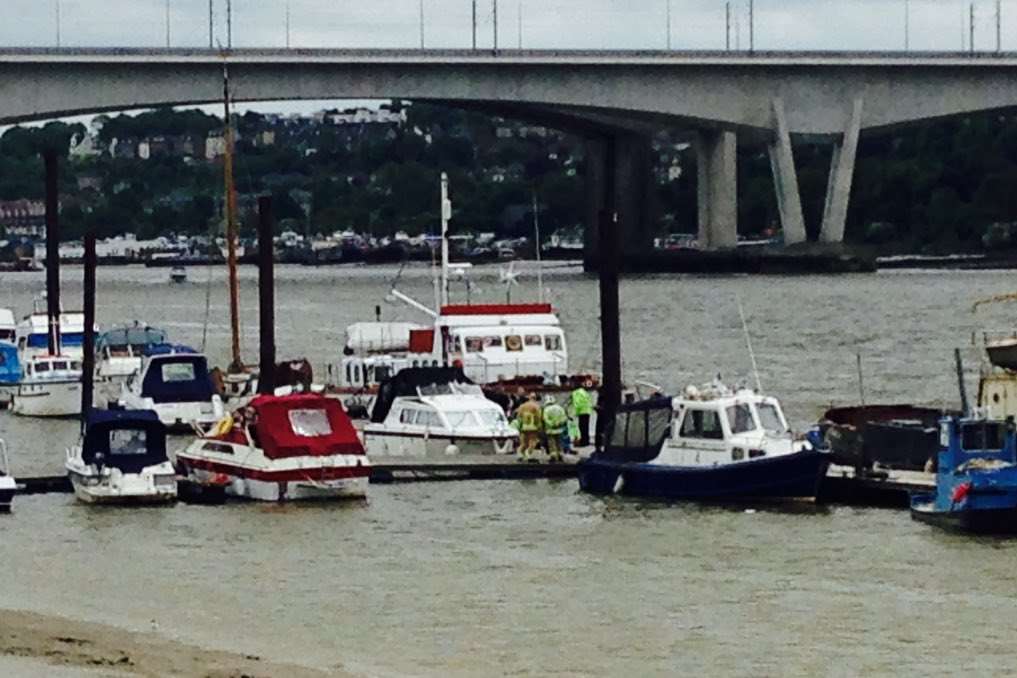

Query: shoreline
<box><xmin>0</xmin><ymin>609</ymin><xmax>350</xmax><ymax>678</ymax></box>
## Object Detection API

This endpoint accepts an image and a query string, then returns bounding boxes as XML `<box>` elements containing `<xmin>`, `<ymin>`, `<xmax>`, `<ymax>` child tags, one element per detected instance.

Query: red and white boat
<box><xmin>175</xmin><ymin>392</ymin><xmax>370</xmax><ymax>502</ymax></box>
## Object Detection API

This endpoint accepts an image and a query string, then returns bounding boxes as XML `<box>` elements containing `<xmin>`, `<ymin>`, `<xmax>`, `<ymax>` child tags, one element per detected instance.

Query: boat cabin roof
<box><xmin>97</xmin><ymin>324</ymin><xmax>168</xmax><ymax>350</ymax></box>
<box><xmin>83</xmin><ymin>409</ymin><xmax>168</xmax><ymax>472</ymax></box>
<box><xmin>140</xmin><ymin>353</ymin><xmax>214</xmax><ymax>403</ymax></box>
<box><xmin>370</xmin><ymin>366</ymin><xmax>472</xmax><ymax>423</ymax></box>
<box><xmin>437</xmin><ymin>303</ymin><xmax>560</xmax><ymax>329</ymax></box>
<box><xmin>244</xmin><ymin>393</ymin><xmax>364</xmax><ymax>459</ymax></box>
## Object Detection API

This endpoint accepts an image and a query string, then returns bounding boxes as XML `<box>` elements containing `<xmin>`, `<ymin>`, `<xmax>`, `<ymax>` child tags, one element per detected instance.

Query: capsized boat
<box><xmin>117</xmin><ymin>346</ymin><xmax>224</xmax><ymax>432</ymax></box>
<box><xmin>0</xmin><ymin>439</ymin><xmax>16</xmax><ymax>512</ymax></box>
<box><xmin>65</xmin><ymin>410</ymin><xmax>177</xmax><ymax>505</ymax></box>
<box><xmin>910</xmin><ymin>415</ymin><xmax>1017</xmax><ymax>534</ymax></box>
<box><xmin>175</xmin><ymin>392</ymin><xmax>370</xmax><ymax>502</ymax></box>
<box><xmin>363</xmin><ymin>367</ymin><xmax>517</xmax><ymax>458</ymax></box>
<box><xmin>11</xmin><ymin>354</ymin><xmax>82</xmax><ymax>418</ymax></box>
<box><xmin>578</xmin><ymin>383</ymin><xmax>830</xmax><ymax>501</ymax></box>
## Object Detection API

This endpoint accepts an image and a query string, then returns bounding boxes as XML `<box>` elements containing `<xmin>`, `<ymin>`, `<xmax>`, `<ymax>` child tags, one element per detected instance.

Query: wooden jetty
<box><xmin>16</xmin><ymin>459</ymin><xmax>934</xmax><ymax>508</ymax></box>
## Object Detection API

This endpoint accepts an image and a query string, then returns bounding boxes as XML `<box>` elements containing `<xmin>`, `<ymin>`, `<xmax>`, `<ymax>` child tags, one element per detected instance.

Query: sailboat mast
<box><xmin>222</xmin><ymin>61</ymin><xmax>242</xmax><ymax>370</ymax></box>
<box><xmin>440</xmin><ymin>172</ymin><xmax>451</xmax><ymax>308</ymax></box>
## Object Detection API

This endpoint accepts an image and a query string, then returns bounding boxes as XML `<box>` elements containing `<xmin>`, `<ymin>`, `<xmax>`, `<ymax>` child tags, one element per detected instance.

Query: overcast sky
<box><xmin>1</xmin><ymin>1</ymin><xmax>1013</xmax><ymax>118</ymax></box>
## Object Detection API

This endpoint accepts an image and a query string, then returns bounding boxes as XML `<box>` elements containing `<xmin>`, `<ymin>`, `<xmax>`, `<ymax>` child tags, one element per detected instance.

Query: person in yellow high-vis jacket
<box><xmin>514</xmin><ymin>394</ymin><xmax>543</xmax><ymax>463</ymax></box>
<box><xmin>542</xmin><ymin>396</ymin><xmax>568</xmax><ymax>463</ymax></box>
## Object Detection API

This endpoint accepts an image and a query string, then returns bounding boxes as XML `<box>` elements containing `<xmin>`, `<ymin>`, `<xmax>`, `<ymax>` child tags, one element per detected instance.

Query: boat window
<box><xmin>71</xmin><ymin>361</ymin><xmax>82</xmax><ymax>371</ymax></box>
<box><xmin>345</xmin><ymin>364</ymin><xmax>353</xmax><ymax>384</ymax></box>
<box><xmin>0</xmin><ymin>330</ymin><xmax>12</xmax><ymax>341</ymax></box>
<box><xmin>525</xmin><ymin>335</ymin><xmax>542</xmax><ymax>347</ymax></box>
<box><xmin>726</xmin><ymin>404</ymin><xmax>756</xmax><ymax>434</ymax></box>
<box><xmin>419</xmin><ymin>411</ymin><xmax>442</xmax><ymax>428</ymax></box>
<box><xmin>465</xmin><ymin>337</ymin><xmax>484</xmax><ymax>353</ymax></box>
<box><xmin>446</xmin><ymin>411</ymin><xmax>476</xmax><ymax>428</ymax></box>
<box><xmin>288</xmin><ymin>409</ymin><xmax>333</xmax><ymax>437</ymax></box>
<box><xmin>451</xmin><ymin>336</ymin><xmax>462</xmax><ymax>353</ymax></box>
<box><xmin>679</xmin><ymin>409</ymin><xmax>724</xmax><ymax>440</ymax></box>
<box><xmin>34</xmin><ymin>362</ymin><xmax>50</xmax><ymax>373</ymax></box>
<box><xmin>505</xmin><ymin>335</ymin><xmax>523</xmax><ymax>352</ymax></box>
<box><xmin>757</xmin><ymin>403</ymin><xmax>786</xmax><ymax>435</ymax></box>
<box><xmin>399</xmin><ymin>409</ymin><xmax>418</xmax><ymax>425</ymax></box>
<box><xmin>17</xmin><ymin>338</ymin><xmax>25</xmax><ymax>350</ymax></box>
<box><xmin>477</xmin><ymin>410</ymin><xmax>507</xmax><ymax>427</ymax></box>
<box><xmin>545</xmin><ymin>335</ymin><xmax>563</xmax><ymax>351</ymax></box>
<box><xmin>353</xmin><ymin>364</ymin><xmax>361</xmax><ymax>385</ymax></box>
<box><xmin>53</xmin><ymin>361</ymin><xmax>68</xmax><ymax>371</ymax></box>
<box><xmin>110</xmin><ymin>429</ymin><xmax>147</xmax><ymax>456</ymax></box>
<box><xmin>961</xmin><ymin>422</ymin><xmax>1007</xmax><ymax>451</ymax></box>
<box><xmin>162</xmin><ymin>362</ymin><xmax>196</xmax><ymax>383</ymax></box>
<box><xmin>375</xmin><ymin>365</ymin><xmax>391</xmax><ymax>382</ymax></box>
<box><xmin>484</xmin><ymin>336</ymin><xmax>503</xmax><ymax>348</ymax></box>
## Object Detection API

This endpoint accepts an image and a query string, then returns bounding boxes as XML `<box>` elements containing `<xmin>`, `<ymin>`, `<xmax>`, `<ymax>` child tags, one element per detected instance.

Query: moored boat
<box><xmin>11</xmin><ymin>354</ymin><xmax>82</xmax><ymax>418</ymax></box>
<box><xmin>0</xmin><ymin>439</ymin><xmax>16</xmax><ymax>512</ymax></box>
<box><xmin>175</xmin><ymin>391</ymin><xmax>370</xmax><ymax>502</ymax></box>
<box><xmin>65</xmin><ymin>410</ymin><xmax>177</xmax><ymax>505</ymax></box>
<box><xmin>169</xmin><ymin>266</ymin><xmax>187</xmax><ymax>284</ymax></box>
<box><xmin>578</xmin><ymin>383</ymin><xmax>829</xmax><ymax>501</ymax></box>
<box><xmin>117</xmin><ymin>346</ymin><xmax>223</xmax><ymax>432</ymax></box>
<box><xmin>363</xmin><ymin>367</ymin><xmax>517</xmax><ymax>458</ymax></box>
<box><xmin>95</xmin><ymin>322</ymin><xmax>169</xmax><ymax>384</ymax></box>
<box><xmin>910</xmin><ymin>415</ymin><xmax>1017</xmax><ymax>534</ymax></box>
<box><xmin>0</xmin><ymin>340</ymin><xmax>21</xmax><ymax>403</ymax></box>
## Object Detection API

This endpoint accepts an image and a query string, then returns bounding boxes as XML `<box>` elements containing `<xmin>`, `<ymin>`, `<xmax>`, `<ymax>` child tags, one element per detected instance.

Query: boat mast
<box><xmin>532</xmin><ymin>190</ymin><xmax>543</xmax><ymax>303</ymax></box>
<box><xmin>440</xmin><ymin>172</ymin><xmax>452</xmax><ymax>308</ymax></box>
<box><xmin>222</xmin><ymin>60</ymin><xmax>242</xmax><ymax>371</ymax></box>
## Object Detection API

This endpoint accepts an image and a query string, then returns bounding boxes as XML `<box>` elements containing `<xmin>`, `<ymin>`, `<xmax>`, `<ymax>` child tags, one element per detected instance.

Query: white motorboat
<box><xmin>169</xmin><ymin>266</ymin><xmax>187</xmax><ymax>284</ymax></box>
<box><xmin>96</xmin><ymin>322</ymin><xmax>169</xmax><ymax>384</ymax></box>
<box><xmin>363</xmin><ymin>367</ymin><xmax>517</xmax><ymax>458</ymax></box>
<box><xmin>118</xmin><ymin>347</ymin><xmax>223</xmax><ymax>432</ymax></box>
<box><xmin>176</xmin><ymin>391</ymin><xmax>370</xmax><ymax>502</ymax></box>
<box><xmin>15</xmin><ymin>298</ymin><xmax>88</xmax><ymax>360</ymax></box>
<box><xmin>0</xmin><ymin>439</ymin><xmax>17</xmax><ymax>512</ymax></box>
<box><xmin>578</xmin><ymin>382</ymin><xmax>830</xmax><ymax>501</ymax></box>
<box><xmin>65</xmin><ymin>410</ymin><xmax>177</xmax><ymax>505</ymax></box>
<box><xmin>11</xmin><ymin>354</ymin><xmax>82</xmax><ymax>418</ymax></box>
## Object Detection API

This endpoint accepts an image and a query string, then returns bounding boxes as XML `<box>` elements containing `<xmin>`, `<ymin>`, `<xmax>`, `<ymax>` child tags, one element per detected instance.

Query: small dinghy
<box><xmin>0</xmin><ymin>440</ymin><xmax>16</xmax><ymax>512</ymax></box>
<box><xmin>910</xmin><ymin>415</ymin><xmax>1017</xmax><ymax>534</ymax></box>
<box><xmin>578</xmin><ymin>382</ymin><xmax>830</xmax><ymax>502</ymax></box>
<box><xmin>65</xmin><ymin>410</ymin><xmax>177</xmax><ymax>505</ymax></box>
<box><xmin>169</xmin><ymin>266</ymin><xmax>187</xmax><ymax>284</ymax></box>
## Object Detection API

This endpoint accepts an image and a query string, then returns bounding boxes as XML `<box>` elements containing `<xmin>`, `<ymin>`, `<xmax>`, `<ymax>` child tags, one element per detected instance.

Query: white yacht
<box><xmin>363</xmin><ymin>368</ymin><xmax>517</xmax><ymax>458</ymax></box>
<box><xmin>118</xmin><ymin>348</ymin><xmax>223</xmax><ymax>432</ymax></box>
<box><xmin>0</xmin><ymin>440</ymin><xmax>17</xmax><ymax>512</ymax></box>
<box><xmin>176</xmin><ymin>391</ymin><xmax>370</xmax><ymax>502</ymax></box>
<box><xmin>96</xmin><ymin>323</ymin><xmax>169</xmax><ymax>384</ymax></box>
<box><xmin>66</xmin><ymin>410</ymin><xmax>177</xmax><ymax>505</ymax></box>
<box><xmin>11</xmin><ymin>354</ymin><xmax>83</xmax><ymax>418</ymax></box>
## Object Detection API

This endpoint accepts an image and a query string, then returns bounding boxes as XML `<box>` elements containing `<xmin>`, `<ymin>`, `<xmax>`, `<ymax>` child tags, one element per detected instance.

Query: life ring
<box><xmin>505</xmin><ymin>335</ymin><xmax>523</xmax><ymax>351</ymax></box>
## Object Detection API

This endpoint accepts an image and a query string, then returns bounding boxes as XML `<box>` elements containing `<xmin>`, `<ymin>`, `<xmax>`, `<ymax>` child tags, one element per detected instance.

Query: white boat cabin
<box><xmin>15</xmin><ymin>308</ymin><xmax>90</xmax><ymax>360</ymax></box>
<box><xmin>339</xmin><ymin>303</ymin><xmax>568</xmax><ymax>388</ymax></box>
<box><xmin>656</xmin><ymin>384</ymin><xmax>803</xmax><ymax>467</ymax></box>
<box><xmin>23</xmin><ymin>355</ymin><xmax>83</xmax><ymax>381</ymax></box>
<box><xmin>0</xmin><ymin>308</ymin><xmax>15</xmax><ymax>343</ymax></box>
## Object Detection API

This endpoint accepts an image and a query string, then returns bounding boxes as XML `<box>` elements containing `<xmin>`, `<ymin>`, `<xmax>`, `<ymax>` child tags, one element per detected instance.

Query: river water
<box><xmin>3</xmin><ymin>265</ymin><xmax>1017</xmax><ymax>676</ymax></box>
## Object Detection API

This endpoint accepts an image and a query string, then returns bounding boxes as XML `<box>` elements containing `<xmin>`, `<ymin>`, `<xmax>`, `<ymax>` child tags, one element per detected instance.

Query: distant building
<box><xmin>0</xmin><ymin>200</ymin><xmax>47</xmax><ymax>238</ymax></box>
<box><xmin>205</xmin><ymin>133</ymin><xmax>227</xmax><ymax>160</ymax></box>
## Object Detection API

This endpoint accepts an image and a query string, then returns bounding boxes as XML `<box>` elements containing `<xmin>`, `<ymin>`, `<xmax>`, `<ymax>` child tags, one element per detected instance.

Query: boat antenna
<box><xmin>440</xmin><ymin>172</ymin><xmax>452</xmax><ymax>309</ymax></box>
<box><xmin>955</xmin><ymin>347</ymin><xmax>970</xmax><ymax>416</ymax></box>
<box><xmin>533</xmin><ymin>189</ymin><xmax>544</xmax><ymax>303</ymax></box>
<box><xmin>737</xmin><ymin>296</ymin><xmax>762</xmax><ymax>392</ymax></box>
<box><xmin>221</xmin><ymin>50</ymin><xmax>243</xmax><ymax>371</ymax></box>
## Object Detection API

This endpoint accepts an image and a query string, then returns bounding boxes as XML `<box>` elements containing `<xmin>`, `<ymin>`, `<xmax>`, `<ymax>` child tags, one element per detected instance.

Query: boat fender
<box><xmin>612</xmin><ymin>473</ymin><xmax>624</xmax><ymax>494</ymax></box>
<box><xmin>445</xmin><ymin>443</ymin><xmax>460</xmax><ymax>456</ymax></box>
<box><xmin>209</xmin><ymin>413</ymin><xmax>234</xmax><ymax>438</ymax></box>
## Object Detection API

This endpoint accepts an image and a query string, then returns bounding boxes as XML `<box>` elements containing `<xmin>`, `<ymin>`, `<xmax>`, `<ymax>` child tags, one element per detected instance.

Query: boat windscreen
<box><xmin>371</xmin><ymin>367</ymin><xmax>472</xmax><ymax>423</ymax></box>
<box><xmin>961</xmin><ymin>422</ymin><xmax>1007</xmax><ymax>452</ymax></box>
<box><xmin>597</xmin><ymin>396</ymin><xmax>673</xmax><ymax>463</ymax></box>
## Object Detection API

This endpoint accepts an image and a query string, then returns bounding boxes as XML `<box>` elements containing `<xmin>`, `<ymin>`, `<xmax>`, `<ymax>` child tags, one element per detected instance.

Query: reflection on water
<box><xmin>5</xmin><ymin>267</ymin><xmax>1017</xmax><ymax>675</ymax></box>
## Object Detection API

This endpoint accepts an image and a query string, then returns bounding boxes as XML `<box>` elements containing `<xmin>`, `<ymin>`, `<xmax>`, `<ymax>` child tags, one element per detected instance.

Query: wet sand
<box><xmin>0</xmin><ymin>609</ymin><xmax>348</xmax><ymax>678</ymax></box>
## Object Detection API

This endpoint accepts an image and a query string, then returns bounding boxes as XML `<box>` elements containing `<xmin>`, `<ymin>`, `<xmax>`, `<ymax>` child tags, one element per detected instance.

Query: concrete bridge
<box><xmin>6</xmin><ymin>48</ymin><xmax>1017</xmax><ymax>251</ymax></box>
<box><xmin>6</xmin><ymin>47</ymin><xmax>1017</xmax><ymax>414</ymax></box>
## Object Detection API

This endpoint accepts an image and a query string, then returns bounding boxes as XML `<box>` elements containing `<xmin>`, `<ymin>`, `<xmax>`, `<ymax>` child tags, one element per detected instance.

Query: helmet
<box><xmin>543</xmin><ymin>395</ymin><xmax>557</xmax><ymax>405</ymax></box>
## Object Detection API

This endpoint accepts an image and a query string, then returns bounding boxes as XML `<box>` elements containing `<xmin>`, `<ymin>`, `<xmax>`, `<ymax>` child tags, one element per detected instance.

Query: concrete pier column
<box><xmin>819</xmin><ymin>98</ymin><xmax>864</xmax><ymax>244</ymax></box>
<box><xmin>696</xmin><ymin>129</ymin><xmax>738</xmax><ymax>249</ymax></box>
<box><xmin>768</xmin><ymin>98</ymin><xmax>807</xmax><ymax>245</ymax></box>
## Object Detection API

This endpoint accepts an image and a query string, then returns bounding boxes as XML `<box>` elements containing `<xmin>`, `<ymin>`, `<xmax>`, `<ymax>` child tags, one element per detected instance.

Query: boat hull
<box><xmin>67</xmin><ymin>473</ymin><xmax>177</xmax><ymax>506</ymax></box>
<box><xmin>578</xmin><ymin>450</ymin><xmax>830</xmax><ymax>501</ymax></box>
<box><xmin>910</xmin><ymin>500</ymin><xmax>1017</xmax><ymax>535</ymax></box>
<box><xmin>176</xmin><ymin>455</ymin><xmax>370</xmax><ymax>503</ymax></box>
<box><xmin>12</xmin><ymin>379</ymin><xmax>81</xmax><ymax>417</ymax></box>
<box><xmin>364</xmin><ymin>431</ymin><xmax>516</xmax><ymax>458</ymax></box>
<box><xmin>0</xmin><ymin>477</ymin><xmax>15</xmax><ymax>513</ymax></box>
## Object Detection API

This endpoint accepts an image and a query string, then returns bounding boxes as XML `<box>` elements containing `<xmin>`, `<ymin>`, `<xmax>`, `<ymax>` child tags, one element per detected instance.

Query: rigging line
<box><xmin>736</xmin><ymin>295</ymin><xmax>762</xmax><ymax>393</ymax></box>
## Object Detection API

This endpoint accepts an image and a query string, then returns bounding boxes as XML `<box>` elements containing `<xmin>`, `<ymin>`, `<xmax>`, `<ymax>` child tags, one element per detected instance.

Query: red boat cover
<box><xmin>408</xmin><ymin>328</ymin><xmax>435</xmax><ymax>353</ymax></box>
<box><xmin>440</xmin><ymin>303</ymin><xmax>553</xmax><ymax>316</ymax></box>
<box><xmin>251</xmin><ymin>393</ymin><xmax>365</xmax><ymax>460</ymax></box>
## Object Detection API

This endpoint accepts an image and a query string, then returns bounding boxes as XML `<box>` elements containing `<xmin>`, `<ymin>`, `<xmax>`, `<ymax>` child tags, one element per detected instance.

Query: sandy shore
<box><xmin>0</xmin><ymin>609</ymin><xmax>351</xmax><ymax>678</ymax></box>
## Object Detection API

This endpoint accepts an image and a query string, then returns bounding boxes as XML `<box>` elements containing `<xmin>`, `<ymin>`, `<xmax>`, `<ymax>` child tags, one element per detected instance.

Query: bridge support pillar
<box><xmin>819</xmin><ymin>98</ymin><xmax>864</xmax><ymax>244</ymax></box>
<box><xmin>768</xmin><ymin>98</ymin><xmax>807</xmax><ymax>245</ymax></box>
<box><xmin>696</xmin><ymin>129</ymin><xmax>738</xmax><ymax>249</ymax></box>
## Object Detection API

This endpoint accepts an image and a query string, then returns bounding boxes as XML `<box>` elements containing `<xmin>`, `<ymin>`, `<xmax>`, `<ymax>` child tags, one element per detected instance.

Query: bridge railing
<box><xmin>2</xmin><ymin>1</ymin><xmax>1013</xmax><ymax>55</ymax></box>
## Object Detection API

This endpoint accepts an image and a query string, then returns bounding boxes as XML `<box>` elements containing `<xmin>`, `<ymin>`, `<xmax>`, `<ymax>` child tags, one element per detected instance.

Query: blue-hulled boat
<box><xmin>0</xmin><ymin>340</ymin><xmax>21</xmax><ymax>402</ymax></box>
<box><xmin>910</xmin><ymin>416</ymin><xmax>1017</xmax><ymax>534</ymax></box>
<box><xmin>578</xmin><ymin>383</ymin><xmax>830</xmax><ymax>501</ymax></box>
